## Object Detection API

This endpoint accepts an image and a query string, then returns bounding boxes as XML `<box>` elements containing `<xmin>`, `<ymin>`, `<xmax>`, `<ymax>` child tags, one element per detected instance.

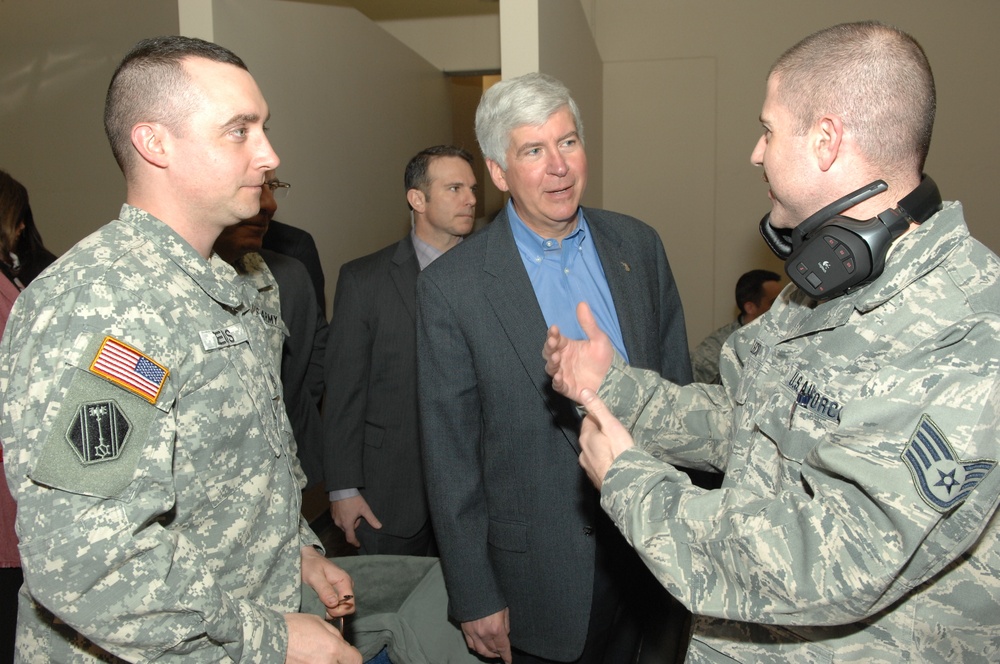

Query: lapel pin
<box><xmin>621</xmin><ymin>261</ymin><xmax>631</xmax><ymax>272</ymax></box>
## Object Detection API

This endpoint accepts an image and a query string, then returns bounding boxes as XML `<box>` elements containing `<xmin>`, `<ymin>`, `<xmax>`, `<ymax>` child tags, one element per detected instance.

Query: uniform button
<box><xmin>583</xmin><ymin>526</ymin><xmax>594</xmax><ymax>536</ymax></box>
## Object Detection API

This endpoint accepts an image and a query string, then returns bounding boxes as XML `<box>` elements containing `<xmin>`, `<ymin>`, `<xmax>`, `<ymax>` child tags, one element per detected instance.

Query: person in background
<box><xmin>544</xmin><ymin>21</ymin><xmax>1000</xmax><ymax>663</ymax></box>
<box><xmin>0</xmin><ymin>169</ymin><xmax>57</xmax><ymax>664</ymax></box>
<box><xmin>0</xmin><ymin>36</ymin><xmax>359</xmax><ymax>663</ymax></box>
<box><xmin>417</xmin><ymin>73</ymin><xmax>691</xmax><ymax>663</ymax></box>
<box><xmin>214</xmin><ymin>172</ymin><xmax>327</xmax><ymax>488</ymax></box>
<box><xmin>0</xmin><ymin>172</ymin><xmax>56</xmax><ymax>291</ymax></box>
<box><xmin>324</xmin><ymin>145</ymin><xmax>476</xmax><ymax>555</ymax></box>
<box><xmin>690</xmin><ymin>269</ymin><xmax>781</xmax><ymax>384</ymax></box>
<box><xmin>263</xmin><ymin>216</ymin><xmax>328</xmax><ymax>316</ymax></box>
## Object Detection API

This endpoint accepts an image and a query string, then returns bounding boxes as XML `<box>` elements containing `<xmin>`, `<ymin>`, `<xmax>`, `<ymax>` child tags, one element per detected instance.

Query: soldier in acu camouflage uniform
<box><xmin>0</xmin><ymin>37</ymin><xmax>360</xmax><ymax>663</ymax></box>
<box><xmin>543</xmin><ymin>21</ymin><xmax>1000</xmax><ymax>664</ymax></box>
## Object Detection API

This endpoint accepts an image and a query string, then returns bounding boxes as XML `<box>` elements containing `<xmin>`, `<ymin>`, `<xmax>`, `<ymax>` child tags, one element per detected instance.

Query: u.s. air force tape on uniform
<box><xmin>29</xmin><ymin>335</ymin><xmax>165</xmax><ymax>499</ymax></box>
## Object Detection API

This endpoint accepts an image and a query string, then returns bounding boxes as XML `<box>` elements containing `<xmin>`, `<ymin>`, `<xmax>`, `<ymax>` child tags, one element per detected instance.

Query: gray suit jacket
<box><xmin>324</xmin><ymin>237</ymin><xmax>428</xmax><ymax>537</ymax></box>
<box><xmin>416</xmin><ymin>207</ymin><xmax>691</xmax><ymax>660</ymax></box>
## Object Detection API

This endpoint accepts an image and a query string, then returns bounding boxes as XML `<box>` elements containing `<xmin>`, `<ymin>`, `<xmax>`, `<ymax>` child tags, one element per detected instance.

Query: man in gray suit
<box><xmin>417</xmin><ymin>73</ymin><xmax>692</xmax><ymax>663</ymax></box>
<box><xmin>324</xmin><ymin>145</ymin><xmax>478</xmax><ymax>555</ymax></box>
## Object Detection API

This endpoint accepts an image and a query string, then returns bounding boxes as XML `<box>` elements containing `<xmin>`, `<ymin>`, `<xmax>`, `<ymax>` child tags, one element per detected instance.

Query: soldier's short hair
<box><xmin>104</xmin><ymin>36</ymin><xmax>248</xmax><ymax>177</ymax></box>
<box><xmin>769</xmin><ymin>21</ymin><xmax>936</xmax><ymax>176</ymax></box>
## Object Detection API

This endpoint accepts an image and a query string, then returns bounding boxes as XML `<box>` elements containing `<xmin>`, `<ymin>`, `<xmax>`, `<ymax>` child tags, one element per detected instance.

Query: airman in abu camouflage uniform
<box><xmin>544</xmin><ymin>22</ymin><xmax>1000</xmax><ymax>663</ymax></box>
<box><xmin>688</xmin><ymin>318</ymin><xmax>738</xmax><ymax>385</ymax></box>
<box><xmin>0</xmin><ymin>37</ymin><xmax>359</xmax><ymax>663</ymax></box>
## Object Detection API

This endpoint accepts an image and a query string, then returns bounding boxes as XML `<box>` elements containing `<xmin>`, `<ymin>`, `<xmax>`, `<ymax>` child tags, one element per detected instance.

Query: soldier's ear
<box><xmin>813</xmin><ymin>114</ymin><xmax>844</xmax><ymax>172</ymax></box>
<box><xmin>132</xmin><ymin>122</ymin><xmax>169</xmax><ymax>168</ymax></box>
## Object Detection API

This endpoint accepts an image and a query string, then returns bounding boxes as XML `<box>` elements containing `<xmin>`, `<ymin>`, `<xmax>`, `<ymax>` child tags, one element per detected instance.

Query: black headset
<box><xmin>759</xmin><ymin>174</ymin><xmax>942</xmax><ymax>299</ymax></box>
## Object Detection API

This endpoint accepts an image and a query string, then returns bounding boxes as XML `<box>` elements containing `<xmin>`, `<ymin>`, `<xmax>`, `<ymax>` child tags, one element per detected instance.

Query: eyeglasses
<box><xmin>265</xmin><ymin>180</ymin><xmax>291</xmax><ymax>199</ymax></box>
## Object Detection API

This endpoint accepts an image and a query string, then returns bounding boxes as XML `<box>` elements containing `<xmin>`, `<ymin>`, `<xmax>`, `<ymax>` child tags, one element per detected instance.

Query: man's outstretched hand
<box><xmin>543</xmin><ymin>302</ymin><xmax>615</xmax><ymax>403</ymax></box>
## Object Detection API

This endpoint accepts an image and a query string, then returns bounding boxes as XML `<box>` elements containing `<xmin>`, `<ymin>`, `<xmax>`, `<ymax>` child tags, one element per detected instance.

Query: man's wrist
<box><xmin>328</xmin><ymin>488</ymin><xmax>360</xmax><ymax>501</ymax></box>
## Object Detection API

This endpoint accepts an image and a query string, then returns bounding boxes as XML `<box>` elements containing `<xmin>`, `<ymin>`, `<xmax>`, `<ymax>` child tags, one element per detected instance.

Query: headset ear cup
<box><xmin>759</xmin><ymin>214</ymin><xmax>793</xmax><ymax>258</ymax></box>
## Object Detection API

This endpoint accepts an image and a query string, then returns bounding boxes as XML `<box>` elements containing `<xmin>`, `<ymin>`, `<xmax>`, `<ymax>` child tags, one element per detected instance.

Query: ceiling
<box><xmin>301</xmin><ymin>0</ymin><xmax>499</xmax><ymax>22</ymax></box>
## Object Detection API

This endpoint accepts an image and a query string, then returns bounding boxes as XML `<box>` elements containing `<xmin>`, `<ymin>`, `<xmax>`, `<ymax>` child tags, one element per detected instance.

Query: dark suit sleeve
<box><xmin>651</xmin><ymin>230</ymin><xmax>693</xmax><ymax>386</ymax></box>
<box><xmin>261</xmin><ymin>251</ymin><xmax>326</xmax><ymax>488</ymax></box>
<box><xmin>323</xmin><ymin>265</ymin><xmax>372</xmax><ymax>491</ymax></box>
<box><xmin>416</xmin><ymin>271</ymin><xmax>506</xmax><ymax>623</ymax></box>
<box><xmin>295</xmin><ymin>280</ymin><xmax>327</xmax><ymax>488</ymax></box>
<box><xmin>304</xmin><ymin>286</ymin><xmax>327</xmax><ymax>408</ymax></box>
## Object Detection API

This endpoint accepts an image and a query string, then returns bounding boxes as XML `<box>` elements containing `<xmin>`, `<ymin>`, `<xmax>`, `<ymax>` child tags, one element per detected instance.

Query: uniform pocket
<box><xmin>175</xmin><ymin>365</ymin><xmax>271</xmax><ymax>507</ymax></box>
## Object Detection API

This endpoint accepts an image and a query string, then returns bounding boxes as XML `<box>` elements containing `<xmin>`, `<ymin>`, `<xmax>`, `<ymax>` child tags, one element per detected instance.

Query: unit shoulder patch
<box><xmin>901</xmin><ymin>414</ymin><xmax>996</xmax><ymax>513</ymax></box>
<box><xmin>66</xmin><ymin>400</ymin><xmax>131</xmax><ymax>464</ymax></box>
<box><xmin>30</xmin><ymin>369</ymin><xmax>157</xmax><ymax>499</ymax></box>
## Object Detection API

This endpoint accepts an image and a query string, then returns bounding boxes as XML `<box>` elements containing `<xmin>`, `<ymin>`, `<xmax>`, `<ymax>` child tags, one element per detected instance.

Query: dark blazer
<box><xmin>262</xmin><ymin>219</ymin><xmax>327</xmax><ymax>316</ymax></box>
<box><xmin>260</xmin><ymin>250</ymin><xmax>327</xmax><ymax>489</ymax></box>
<box><xmin>323</xmin><ymin>236</ymin><xmax>428</xmax><ymax>537</ymax></box>
<box><xmin>416</xmin><ymin>207</ymin><xmax>691</xmax><ymax>660</ymax></box>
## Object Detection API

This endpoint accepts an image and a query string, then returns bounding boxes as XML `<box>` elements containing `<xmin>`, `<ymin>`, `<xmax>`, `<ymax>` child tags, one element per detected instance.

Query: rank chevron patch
<box><xmin>901</xmin><ymin>414</ymin><xmax>996</xmax><ymax>513</ymax></box>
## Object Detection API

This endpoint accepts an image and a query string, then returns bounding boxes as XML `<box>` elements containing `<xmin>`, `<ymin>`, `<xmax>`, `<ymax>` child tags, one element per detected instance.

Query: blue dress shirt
<box><xmin>507</xmin><ymin>200</ymin><xmax>629</xmax><ymax>362</ymax></box>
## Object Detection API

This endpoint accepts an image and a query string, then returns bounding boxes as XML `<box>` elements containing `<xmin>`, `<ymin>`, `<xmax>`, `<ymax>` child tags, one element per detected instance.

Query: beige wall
<box><xmin>602</xmin><ymin>56</ymin><xmax>719</xmax><ymax>343</ymax></box>
<box><xmin>587</xmin><ymin>1</ymin><xmax>1000</xmax><ymax>346</ymax></box>
<box><xmin>538</xmin><ymin>0</ymin><xmax>604</xmax><ymax>210</ymax></box>
<box><xmin>378</xmin><ymin>15</ymin><xmax>501</xmax><ymax>73</ymax></box>
<box><xmin>0</xmin><ymin>0</ymin><xmax>179</xmax><ymax>255</ymax></box>
<box><xmin>449</xmin><ymin>74</ymin><xmax>504</xmax><ymax>221</ymax></box>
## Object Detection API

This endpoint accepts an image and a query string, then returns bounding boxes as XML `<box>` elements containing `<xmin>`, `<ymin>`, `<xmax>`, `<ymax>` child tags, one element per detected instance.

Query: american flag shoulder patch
<box><xmin>89</xmin><ymin>336</ymin><xmax>169</xmax><ymax>404</ymax></box>
<box><xmin>901</xmin><ymin>414</ymin><xmax>996</xmax><ymax>513</ymax></box>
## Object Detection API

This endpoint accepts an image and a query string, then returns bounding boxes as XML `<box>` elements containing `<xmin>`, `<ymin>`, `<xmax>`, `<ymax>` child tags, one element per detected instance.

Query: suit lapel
<box><xmin>390</xmin><ymin>236</ymin><xmax>419</xmax><ymax>323</ymax></box>
<box><xmin>587</xmin><ymin>209</ymin><xmax>648</xmax><ymax>366</ymax></box>
<box><xmin>484</xmin><ymin>210</ymin><xmax>580</xmax><ymax>448</ymax></box>
<box><xmin>483</xmin><ymin>211</ymin><xmax>547</xmax><ymax>366</ymax></box>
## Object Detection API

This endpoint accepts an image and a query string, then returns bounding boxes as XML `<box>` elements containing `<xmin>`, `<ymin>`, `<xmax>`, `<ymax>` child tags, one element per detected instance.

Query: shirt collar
<box><xmin>410</xmin><ymin>222</ymin><xmax>459</xmax><ymax>271</ymax></box>
<box><xmin>507</xmin><ymin>199</ymin><xmax>588</xmax><ymax>257</ymax></box>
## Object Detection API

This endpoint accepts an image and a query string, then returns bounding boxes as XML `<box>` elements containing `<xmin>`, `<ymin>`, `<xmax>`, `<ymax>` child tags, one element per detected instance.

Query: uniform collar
<box><xmin>119</xmin><ymin>204</ymin><xmax>244</xmax><ymax>311</ymax></box>
<box><xmin>775</xmin><ymin>202</ymin><xmax>966</xmax><ymax>340</ymax></box>
<box><xmin>850</xmin><ymin>201</ymin><xmax>966</xmax><ymax>313</ymax></box>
